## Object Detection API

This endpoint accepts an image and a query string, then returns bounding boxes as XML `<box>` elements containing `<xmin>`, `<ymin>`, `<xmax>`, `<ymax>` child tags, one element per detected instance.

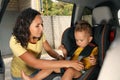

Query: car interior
<box><xmin>59</xmin><ymin>6</ymin><xmax>116</xmax><ymax>80</ymax></box>
<box><xmin>0</xmin><ymin>0</ymin><xmax>10</xmax><ymax>80</ymax></box>
<box><xmin>56</xmin><ymin>0</ymin><xmax>120</xmax><ymax>80</ymax></box>
<box><xmin>0</xmin><ymin>0</ymin><xmax>120</xmax><ymax>80</ymax></box>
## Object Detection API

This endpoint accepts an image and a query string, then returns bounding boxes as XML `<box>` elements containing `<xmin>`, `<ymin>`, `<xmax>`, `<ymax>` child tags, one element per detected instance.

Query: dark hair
<box><xmin>75</xmin><ymin>20</ymin><xmax>92</xmax><ymax>36</ymax></box>
<box><xmin>13</xmin><ymin>8</ymin><xmax>41</xmax><ymax>48</ymax></box>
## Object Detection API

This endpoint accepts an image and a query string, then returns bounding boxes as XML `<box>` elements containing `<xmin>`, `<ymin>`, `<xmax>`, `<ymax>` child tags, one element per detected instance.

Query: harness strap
<box><xmin>70</xmin><ymin>43</ymin><xmax>96</xmax><ymax>60</ymax></box>
<box><xmin>79</xmin><ymin>43</ymin><xmax>96</xmax><ymax>59</ymax></box>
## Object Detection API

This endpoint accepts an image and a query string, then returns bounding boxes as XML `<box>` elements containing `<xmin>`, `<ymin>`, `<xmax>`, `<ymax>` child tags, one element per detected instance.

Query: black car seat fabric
<box><xmin>92</xmin><ymin>6</ymin><xmax>115</xmax><ymax>66</ymax></box>
<box><xmin>61</xmin><ymin>26</ymin><xmax>77</xmax><ymax>57</ymax></box>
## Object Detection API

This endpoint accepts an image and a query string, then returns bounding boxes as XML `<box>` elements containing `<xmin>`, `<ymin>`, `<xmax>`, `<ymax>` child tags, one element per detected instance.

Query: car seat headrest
<box><xmin>92</xmin><ymin>6</ymin><xmax>113</xmax><ymax>25</ymax></box>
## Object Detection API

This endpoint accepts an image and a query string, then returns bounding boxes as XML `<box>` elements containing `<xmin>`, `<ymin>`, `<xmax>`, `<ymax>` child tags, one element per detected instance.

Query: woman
<box><xmin>9</xmin><ymin>8</ymin><xmax>84</xmax><ymax>80</ymax></box>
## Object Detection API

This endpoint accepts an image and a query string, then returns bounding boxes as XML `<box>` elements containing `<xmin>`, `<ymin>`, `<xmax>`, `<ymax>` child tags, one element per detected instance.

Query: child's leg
<box><xmin>61</xmin><ymin>68</ymin><xmax>82</xmax><ymax>80</ymax></box>
<box><xmin>53</xmin><ymin>68</ymin><xmax>61</xmax><ymax>73</ymax></box>
<box><xmin>22</xmin><ymin>69</ymin><xmax>53</xmax><ymax>80</ymax></box>
<box><xmin>32</xmin><ymin>69</ymin><xmax>54</xmax><ymax>80</ymax></box>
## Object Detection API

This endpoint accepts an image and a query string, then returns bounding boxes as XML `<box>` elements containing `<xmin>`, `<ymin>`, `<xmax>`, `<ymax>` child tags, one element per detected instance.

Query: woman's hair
<box><xmin>75</xmin><ymin>20</ymin><xmax>92</xmax><ymax>36</ymax></box>
<box><xmin>13</xmin><ymin>8</ymin><xmax>41</xmax><ymax>48</ymax></box>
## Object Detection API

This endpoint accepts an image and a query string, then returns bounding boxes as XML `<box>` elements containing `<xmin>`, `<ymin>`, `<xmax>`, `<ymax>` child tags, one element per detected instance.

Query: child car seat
<box><xmin>60</xmin><ymin>6</ymin><xmax>116</xmax><ymax>80</ymax></box>
<box><xmin>92</xmin><ymin>6</ymin><xmax>116</xmax><ymax>67</ymax></box>
<box><xmin>44</xmin><ymin>6</ymin><xmax>116</xmax><ymax>80</ymax></box>
<box><xmin>79</xmin><ymin>6</ymin><xmax>116</xmax><ymax>80</ymax></box>
<box><xmin>61</xmin><ymin>26</ymin><xmax>77</xmax><ymax>57</ymax></box>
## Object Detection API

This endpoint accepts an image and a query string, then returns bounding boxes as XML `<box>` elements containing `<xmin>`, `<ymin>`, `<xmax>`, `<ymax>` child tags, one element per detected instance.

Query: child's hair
<box><xmin>75</xmin><ymin>20</ymin><xmax>92</xmax><ymax>36</ymax></box>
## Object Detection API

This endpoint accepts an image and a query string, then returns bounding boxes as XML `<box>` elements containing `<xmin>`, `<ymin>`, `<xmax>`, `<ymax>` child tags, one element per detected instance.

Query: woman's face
<box><xmin>29</xmin><ymin>15</ymin><xmax>43</xmax><ymax>42</ymax></box>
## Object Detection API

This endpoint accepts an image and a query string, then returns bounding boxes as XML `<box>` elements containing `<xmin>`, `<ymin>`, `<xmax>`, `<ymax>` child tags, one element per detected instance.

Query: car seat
<box><xmin>61</xmin><ymin>26</ymin><xmax>77</xmax><ymax>57</ymax></box>
<box><xmin>44</xmin><ymin>6</ymin><xmax>116</xmax><ymax>80</ymax></box>
<box><xmin>79</xmin><ymin>6</ymin><xmax>116</xmax><ymax>80</ymax></box>
<box><xmin>61</xmin><ymin>6</ymin><xmax>116</xmax><ymax>80</ymax></box>
<box><xmin>92</xmin><ymin>6</ymin><xmax>116</xmax><ymax>67</ymax></box>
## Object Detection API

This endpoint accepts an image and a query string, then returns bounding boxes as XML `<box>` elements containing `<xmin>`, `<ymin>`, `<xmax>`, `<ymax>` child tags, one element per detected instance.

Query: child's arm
<box><xmin>89</xmin><ymin>47</ymin><xmax>98</xmax><ymax>66</ymax></box>
<box><xmin>82</xmin><ymin>47</ymin><xmax>98</xmax><ymax>70</ymax></box>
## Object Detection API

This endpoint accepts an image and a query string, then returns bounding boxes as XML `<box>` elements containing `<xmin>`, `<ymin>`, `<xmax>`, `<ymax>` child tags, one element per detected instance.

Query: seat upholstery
<box><xmin>92</xmin><ymin>6</ymin><xmax>115</xmax><ymax>67</ymax></box>
<box><xmin>92</xmin><ymin>6</ymin><xmax>113</xmax><ymax>25</ymax></box>
<box><xmin>61</xmin><ymin>27</ymin><xmax>77</xmax><ymax>57</ymax></box>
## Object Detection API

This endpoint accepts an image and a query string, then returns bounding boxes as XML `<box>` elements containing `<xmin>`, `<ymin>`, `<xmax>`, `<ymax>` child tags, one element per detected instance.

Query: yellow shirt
<box><xmin>72</xmin><ymin>46</ymin><xmax>98</xmax><ymax>69</ymax></box>
<box><xmin>9</xmin><ymin>34</ymin><xmax>46</xmax><ymax>77</ymax></box>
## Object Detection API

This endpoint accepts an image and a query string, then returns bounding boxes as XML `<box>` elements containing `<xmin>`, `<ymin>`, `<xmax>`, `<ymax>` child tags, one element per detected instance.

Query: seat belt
<box><xmin>70</xmin><ymin>43</ymin><xmax>96</xmax><ymax>74</ymax></box>
<box><xmin>70</xmin><ymin>43</ymin><xmax>96</xmax><ymax>60</ymax></box>
<box><xmin>78</xmin><ymin>43</ymin><xmax>96</xmax><ymax>60</ymax></box>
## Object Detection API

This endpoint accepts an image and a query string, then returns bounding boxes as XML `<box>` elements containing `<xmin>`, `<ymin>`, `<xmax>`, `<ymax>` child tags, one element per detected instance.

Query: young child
<box><xmin>61</xmin><ymin>20</ymin><xmax>98</xmax><ymax>80</ymax></box>
<box><xmin>22</xmin><ymin>20</ymin><xmax>98</xmax><ymax>80</ymax></box>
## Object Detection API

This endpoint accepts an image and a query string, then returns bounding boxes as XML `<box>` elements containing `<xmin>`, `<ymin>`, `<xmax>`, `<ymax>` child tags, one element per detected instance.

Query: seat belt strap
<box><xmin>79</xmin><ymin>43</ymin><xmax>96</xmax><ymax>59</ymax></box>
<box><xmin>70</xmin><ymin>43</ymin><xmax>96</xmax><ymax>60</ymax></box>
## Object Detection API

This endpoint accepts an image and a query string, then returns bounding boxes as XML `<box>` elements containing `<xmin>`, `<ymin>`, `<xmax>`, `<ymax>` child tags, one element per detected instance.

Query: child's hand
<box><xmin>88</xmin><ymin>56</ymin><xmax>97</xmax><ymax>66</ymax></box>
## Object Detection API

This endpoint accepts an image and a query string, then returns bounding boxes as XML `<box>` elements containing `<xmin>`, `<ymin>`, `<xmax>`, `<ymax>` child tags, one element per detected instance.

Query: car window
<box><xmin>81</xmin><ymin>7</ymin><xmax>92</xmax><ymax>26</ymax></box>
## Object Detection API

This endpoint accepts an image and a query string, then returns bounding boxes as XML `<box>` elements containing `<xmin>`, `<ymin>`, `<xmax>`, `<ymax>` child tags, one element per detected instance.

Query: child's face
<box><xmin>74</xmin><ymin>31</ymin><xmax>92</xmax><ymax>48</ymax></box>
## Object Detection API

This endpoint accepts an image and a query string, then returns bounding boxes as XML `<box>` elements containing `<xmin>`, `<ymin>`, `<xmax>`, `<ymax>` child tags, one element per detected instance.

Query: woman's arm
<box><xmin>19</xmin><ymin>52</ymin><xmax>83</xmax><ymax>71</ymax></box>
<box><xmin>58</xmin><ymin>44</ymin><xmax>68</xmax><ymax>59</ymax></box>
<box><xmin>43</xmin><ymin>40</ymin><xmax>65</xmax><ymax>60</ymax></box>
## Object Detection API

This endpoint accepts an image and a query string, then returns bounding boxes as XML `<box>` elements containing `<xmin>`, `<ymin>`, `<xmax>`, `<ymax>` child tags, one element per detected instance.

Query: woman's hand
<box><xmin>58</xmin><ymin>44</ymin><xmax>67</xmax><ymax>58</ymax></box>
<box><xmin>68</xmin><ymin>60</ymin><xmax>84</xmax><ymax>71</ymax></box>
<box><xmin>88</xmin><ymin>56</ymin><xmax>97</xmax><ymax>66</ymax></box>
<box><xmin>57</xmin><ymin>55</ymin><xmax>65</xmax><ymax>60</ymax></box>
